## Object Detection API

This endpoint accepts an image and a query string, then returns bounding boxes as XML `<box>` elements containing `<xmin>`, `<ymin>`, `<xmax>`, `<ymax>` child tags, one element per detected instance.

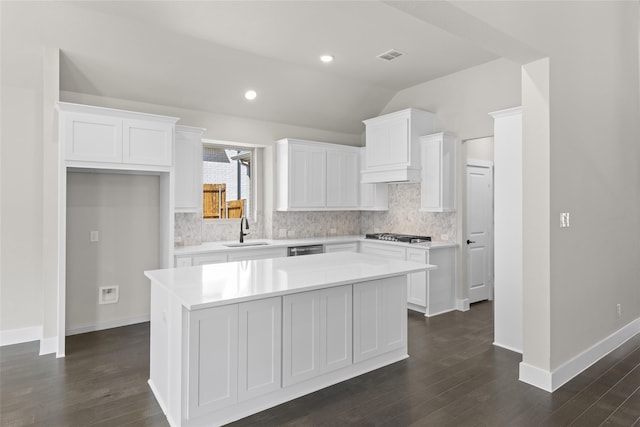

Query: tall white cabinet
<box><xmin>420</xmin><ymin>132</ymin><xmax>457</xmax><ymax>212</ymax></box>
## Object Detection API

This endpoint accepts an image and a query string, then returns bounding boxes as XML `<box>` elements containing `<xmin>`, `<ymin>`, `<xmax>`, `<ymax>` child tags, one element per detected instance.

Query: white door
<box><xmin>466</xmin><ymin>162</ymin><xmax>493</xmax><ymax>303</ymax></box>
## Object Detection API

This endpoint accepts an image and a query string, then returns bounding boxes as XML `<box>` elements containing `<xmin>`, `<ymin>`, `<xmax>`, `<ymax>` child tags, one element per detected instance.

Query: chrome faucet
<box><xmin>239</xmin><ymin>216</ymin><xmax>249</xmax><ymax>243</ymax></box>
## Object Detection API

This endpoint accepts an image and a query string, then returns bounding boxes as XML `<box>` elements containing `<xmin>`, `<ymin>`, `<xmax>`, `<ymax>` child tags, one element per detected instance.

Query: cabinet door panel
<box><xmin>326</xmin><ymin>149</ymin><xmax>359</xmax><ymax>208</ymax></box>
<box><xmin>290</xmin><ymin>145</ymin><xmax>326</xmax><ymax>208</ymax></box>
<box><xmin>65</xmin><ymin>113</ymin><xmax>122</xmax><ymax>162</ymax></box>
<box><xmin>353</xmin><ymin>283</ymin><xmax>381</xmax><ymax>363</ymax></box>
<box><xmin>320</xmin><ymin>285</ymin><xmax>352</xmax><ymax>373</ymax></box>
<box><xmin>175</xmin><ymin>128</ymin><xmax>203</xmax><ymax>211</ymax></box>
<box><xmin>188</xmin><ymin>305</ymin><xmax>239</xmax><ymax>418</ymax></box>
<box><xmin>238</xmin><ymin>297</ymin><xmax>282</xmax><ymax>401</ymax></box>
<box><xmin>123</xmin><ymin>119</ymin><xmax>173</xmax><ymax>166</ymax></box>
<box><xmin>282</xmin><ymin>291</ymin><xmax>321</xmax><ymax>386</ymax></box>
<box><xmin>354</xmin><ymin>277</ymin><xmax>407</xmax><ymax>363</ymax></box>
<box><xmin>382</xmin><ymin>276</ymin><xmax>407</xmax><ymax>351</ymax></box>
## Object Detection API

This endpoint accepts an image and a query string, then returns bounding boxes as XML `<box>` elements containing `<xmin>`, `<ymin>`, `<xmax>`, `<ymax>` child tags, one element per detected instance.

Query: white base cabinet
<box><xmin>353</xmin><ymin>276</ymin><xmax>406</xmax><ymax>362</ymax></box>
<box><xmin>406</xmin><ymin>247</ymin><xmax>456</xmax><ymax>316</ymax></box>
<box><xmin>359</xmin><ymin>241</ymin><xmax>457</xmax><ymax>317</ymax></box>
<box><xmin>282</xmin><ymin>285</ymin><xmax>352</xmax><ymax>387</ymax></box>
<box><xmin>149</xmin><ymin>276</ymin><xmax>408</xmax><ymax>427</ymax></box>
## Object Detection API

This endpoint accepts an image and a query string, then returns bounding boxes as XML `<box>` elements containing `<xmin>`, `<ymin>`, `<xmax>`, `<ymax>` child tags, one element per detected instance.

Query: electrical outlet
<box><xmin>441</xmin><ymin>234</ymin><xmax>449</xmax><ymax>241</ymax></box>
<box><xmin>279</xmin><ymin>228</ymin><xmax>287</xmax><ymax>238</ymax></box>
<box><xmin>90</xmin><ymin>230</ymin><xmax>99</xmax><ymax>242</ymax></box>
<box><xmin>287</xmin><ymin>230</ymin><xmax>296</xmax><ymax>238</ymax></box>
<box><xmin>330</xmin><ymin>228</ymin><xmax>337</xmax><ymax>236</ymax></box>
<box><xmin>616</xmin><ymin>303</ymin><xmax>622</xmax><ymax>318</ymax></box>
<box><xmin>99</xmin><ymin>286</ymin><xmax>119</xmax><ymax>304</ymax></box>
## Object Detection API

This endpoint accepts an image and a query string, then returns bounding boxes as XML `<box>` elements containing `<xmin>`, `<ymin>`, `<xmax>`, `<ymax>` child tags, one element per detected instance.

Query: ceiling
<box><xmin>46</xmin><ymin>2</ymin><xmax>501</xmax><ymax>134</ymax></box>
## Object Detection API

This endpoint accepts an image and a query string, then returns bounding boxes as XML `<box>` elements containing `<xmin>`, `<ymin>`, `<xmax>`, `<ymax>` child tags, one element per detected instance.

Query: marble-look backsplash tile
<box><xmin>176</xmin><ymin>183</ymin><xmax>455</xmax><ymax>245</ymax></box>
<box><xmin>360</xmin><ymin>183</ymin><xmax>456</xmax><ymax>242</ymax></box>
<box><xmin>175</xmin><ymin>213</ymin><xmax>203</xmax><ymax>246</ymax></box>
<box><xmin>271</xmin><ymin>211</ymin><xmax>361</xmax><ymax>239</ymax></box>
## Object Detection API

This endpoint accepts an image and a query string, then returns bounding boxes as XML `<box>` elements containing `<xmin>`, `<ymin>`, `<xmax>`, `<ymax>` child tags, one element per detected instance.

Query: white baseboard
<box><xmin>519</xmin><ymin>317</ymin><xmax>640</xmax><ymax>392</ymax></box>
<box><xmin>39</xmin><ymin>336</ymin><xmax>58</xmax><ymax>356</ymax></box>
<box><xmin>0</xmin><ymin>325</ymin><xmax>42</xmax><ymax>346</ymax></box>
<box><xmin>65</xmin><ymin>314</ymin><xmax>150</xmax><ymax>336</ymax></box>
<box><xmin>456</xmin><ymin>298</ymin><xmax>470</xmax><ymax>311</ymax></box>
<box><xmin>493</xmin><ymin>341</ymin><xmax>522</xmax><ymax>354</ymax></box>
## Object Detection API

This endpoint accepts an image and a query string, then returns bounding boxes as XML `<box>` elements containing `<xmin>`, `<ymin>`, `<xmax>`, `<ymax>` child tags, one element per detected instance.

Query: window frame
<box><xmin>201</xmin><ymin>139</ymin><xmax>261</xmax><ymax>223</ymax></box>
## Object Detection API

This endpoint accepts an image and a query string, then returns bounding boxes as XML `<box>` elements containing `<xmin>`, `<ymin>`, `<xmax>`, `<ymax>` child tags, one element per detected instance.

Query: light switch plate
<box><xmin>560</xmin><ymin>212</ymin><xmax>570</xmax><ymax>228</ymax></box>
<box><xmin>90</xmin><ymin>230</ymin><xmax>99</xmax><ymax>242</ymax></box>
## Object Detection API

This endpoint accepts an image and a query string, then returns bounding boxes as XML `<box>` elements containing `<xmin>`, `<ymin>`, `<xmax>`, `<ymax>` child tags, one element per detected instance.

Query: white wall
<box><xmin>380</xmin><ymin>58</ymin><xmax>522</xmax><ymax>302</ymax></box>
<box><xmin>65</xmin><ymin>172</ymin><xmax>159</xmax><ymax>333</ymax></box>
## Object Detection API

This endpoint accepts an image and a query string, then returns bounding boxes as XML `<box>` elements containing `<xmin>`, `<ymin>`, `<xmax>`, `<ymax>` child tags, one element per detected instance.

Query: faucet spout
<box><xmin>239</xmin><ymin>217</ymin><xmax>249</xmax><ymax>243</ymax></box>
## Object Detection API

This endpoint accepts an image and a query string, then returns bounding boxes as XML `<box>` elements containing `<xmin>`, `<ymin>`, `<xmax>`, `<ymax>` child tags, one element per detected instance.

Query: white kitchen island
<box><xmin>145</xmin><ymin>252</ymin><xmax>433</xmax><ymax>427</ymax></box>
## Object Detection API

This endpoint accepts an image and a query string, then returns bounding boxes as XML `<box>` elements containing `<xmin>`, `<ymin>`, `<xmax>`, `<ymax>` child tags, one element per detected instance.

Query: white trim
<box><xmin>494</xmin><ymin>341</ymin><xmax>522</xmax><ymax>354</ymax></box>
<box><xmin>456</xmin><ymin>298</ymin><xmax>470</xmax><ymax>311</ymax></box>
<box><xmin>0</xmin><ymin>326</ymin><xmax>42</xmax><ymax>346</ymax></box>
<box><xmin>489</xmin><ymin>106</ymin><xmax>522</xmax><ymax>119</ymax></box>
<box><xmin>519</xmin><ymin>362</ymin><xmax>553</xmax><ymax>392</ymax></box>
<box><xmin>39</xmin><ymin>336</ymin><xmax>58</xmax><ymax>356</ymax></box>
<box><xmin>466</xmin><ymin>158</ymin><xmax>494</xmax><ymax>168</ymax></box>
<box><xmin>519</xmin><ymin>317</ymin><xmax>640</xmax><ymax>392</ymax></box>
<box><xmin>65</xmin><ymin>314</ymin><xmax>150</xmax><ymax>336</ymax></box>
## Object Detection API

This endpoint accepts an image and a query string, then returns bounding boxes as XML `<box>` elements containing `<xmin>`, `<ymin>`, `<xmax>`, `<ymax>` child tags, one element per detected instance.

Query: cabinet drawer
<box><xmin>324</xmin><ymin>242</ymin><xmax>358</xmax><ymax>253</ymax></box>
<box><xmin>193</xmin><ymin>253</ymin><xmax>228</xmax><ymax>265</ymax></box>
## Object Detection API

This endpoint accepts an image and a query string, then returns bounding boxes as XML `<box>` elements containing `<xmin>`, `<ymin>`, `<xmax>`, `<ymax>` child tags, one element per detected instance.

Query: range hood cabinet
<box><xmin>361</xmin><ymin>108</ymin><xmax>435</xmax><ymax>184</ymax></box>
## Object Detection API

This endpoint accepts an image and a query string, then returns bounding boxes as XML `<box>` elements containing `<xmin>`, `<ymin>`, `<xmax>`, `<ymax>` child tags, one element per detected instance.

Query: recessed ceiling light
<box><xmin>320</xmin><ymin>54</ymin><xmax>334</xmax><ymax>63</ymax></box>
<box><xmin>244</xmin><ymin>90</ymin><xmax>257</xmax><ymax>101</ymax></box>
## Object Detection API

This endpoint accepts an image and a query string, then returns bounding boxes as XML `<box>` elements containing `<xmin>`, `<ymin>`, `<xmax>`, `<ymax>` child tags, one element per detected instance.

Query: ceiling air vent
<box><xmin>377</xmin><ymin>49</ymin><xmax>405</xmax><ymax>61</ymax></box>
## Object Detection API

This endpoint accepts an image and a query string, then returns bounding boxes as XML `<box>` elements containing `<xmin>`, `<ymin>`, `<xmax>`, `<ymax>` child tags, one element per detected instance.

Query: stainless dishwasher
<box><xmin>287</xmin><ymin>244</ymin><xmax>324</xmax><ymax>257</ymax></box>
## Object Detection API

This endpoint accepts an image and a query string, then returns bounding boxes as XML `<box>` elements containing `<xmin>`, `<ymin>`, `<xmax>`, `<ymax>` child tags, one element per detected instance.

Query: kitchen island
<box><xmin>145</xmin><ymin>252</ymin><xmax>433</xmax><ymax>427</ymax></box>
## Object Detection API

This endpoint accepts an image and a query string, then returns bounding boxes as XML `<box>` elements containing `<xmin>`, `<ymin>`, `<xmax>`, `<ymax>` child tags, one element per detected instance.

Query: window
<box><xmin>202</xmin><ymin>143</ymin><xmax>254</xmax><ymax>220</ymax></box>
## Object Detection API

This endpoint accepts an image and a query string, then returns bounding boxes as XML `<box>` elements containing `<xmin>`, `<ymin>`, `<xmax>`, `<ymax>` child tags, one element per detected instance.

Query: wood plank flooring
<box><xmin>1</xmin><ymin>301</ymin><xmax>638</xmax><ymax>426</ymax></box>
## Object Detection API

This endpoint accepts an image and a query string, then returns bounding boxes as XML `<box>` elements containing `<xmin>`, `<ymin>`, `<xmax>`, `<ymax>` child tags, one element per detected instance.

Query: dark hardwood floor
<box><xmin>1</xmin><ymin>301</ymin><xmax>638</xmax><ymax>426</ymax></box>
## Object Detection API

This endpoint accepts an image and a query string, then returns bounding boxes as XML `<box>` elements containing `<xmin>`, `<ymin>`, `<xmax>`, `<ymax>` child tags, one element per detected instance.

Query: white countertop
<box><xmin>145</xmin><ymin>252</ymin><xmax>435</xmax><ymax>310</ymax></box>
<box><xmin>174</xmin><ymin>235</ymin><xmax>457</xmax><ymax>256</ymax></box>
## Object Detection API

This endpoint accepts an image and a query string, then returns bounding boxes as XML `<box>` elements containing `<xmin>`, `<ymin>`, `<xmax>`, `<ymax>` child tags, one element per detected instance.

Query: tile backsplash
<box><xmin>361</xmin><ymin>183</ymin><xmax>456</xmax><ymax>241</ymax></box>
<box><xmin>175</xmin><ymin>183</ymin><xmax>456</xmax><ymax>245</ymax></box>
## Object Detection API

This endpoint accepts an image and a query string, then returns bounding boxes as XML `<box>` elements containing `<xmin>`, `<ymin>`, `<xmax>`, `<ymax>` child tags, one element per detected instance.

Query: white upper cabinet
<box><xmin>362</xmin><ymin>108</ymin><xmax>435</xmax><ymax>183</ymax></box>
<box><xmin>326</xmin><ymin>148</ymin><xmax>359</xmax><ymax>208</ymax></box>
<box><xmin>276</xmin><ymin>138</ymin><xmax>360</xmax><ymax>211</ymax></box>
<box><xmin>58</xmin><ymin>102</ymin><xmax>178</xmax><ymax>169</ymax></box>
<box><xmin>175</xmin><ymin>125</ymin><xmax>205</xmax><ymax>212</ymax></box>
<box><xmin>420</xmin><ymin>132</ymin><xmax>457</xmax><ymax>212</ymax></box>
<box><xmin>359</xmin><ymin>147</ymin><xmax>388</xmax><ymax>210</ymax></box>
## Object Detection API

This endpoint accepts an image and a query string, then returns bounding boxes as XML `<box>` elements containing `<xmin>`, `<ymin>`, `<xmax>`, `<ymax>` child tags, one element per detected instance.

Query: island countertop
<box><xmin>145</xmin><ymin>252</ymin><xmax>434</xmax><ymax>310</ymax></box>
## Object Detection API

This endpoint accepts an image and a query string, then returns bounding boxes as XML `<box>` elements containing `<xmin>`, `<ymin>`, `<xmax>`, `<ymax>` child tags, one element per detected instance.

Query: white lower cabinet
<box><xmin>238</xmin><ymin>298</ymin><xmax>282</xmax><ymax>401</ymax></box>
<box><xmin>193</xmin><ymin>253</ymin><xmax>228</xmax><ymax>266</ymax></box>
<box><xmin>282</xmin><ymin>285</ymin><xmax>353</xmax><ymax>387</ymax></box>
<box><xmin>353</xmin><ymin>276</ymin><xmax>406</xmax><ymax>363</ymax></box>
<box><xmin>406</xmin><ymin>247</ymin><xmax>456</xmax><ymax>316</ymax></box>
<box><xmin>187</xmin><ymin>297</ymin><xmax>282</xmax><ymax>419</ymax></box>
<box><xmin>188</xmin><ymin>304</ymin><xmax>239</xmax><ymax>418</ymax></box>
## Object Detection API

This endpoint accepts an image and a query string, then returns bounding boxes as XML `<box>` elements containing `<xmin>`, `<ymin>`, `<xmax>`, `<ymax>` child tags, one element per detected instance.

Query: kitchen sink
<box><xmin>223</xmin><ymin>242</ymin><xmax>270</xmax><ymax>248</ymax></box>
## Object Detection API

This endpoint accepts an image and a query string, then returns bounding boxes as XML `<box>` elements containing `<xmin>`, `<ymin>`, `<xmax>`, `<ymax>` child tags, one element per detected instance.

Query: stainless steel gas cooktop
<box><xmin>364</xmin><ymin>233</ymin><xmax>432</xmax><ymax>244</ymax></box>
